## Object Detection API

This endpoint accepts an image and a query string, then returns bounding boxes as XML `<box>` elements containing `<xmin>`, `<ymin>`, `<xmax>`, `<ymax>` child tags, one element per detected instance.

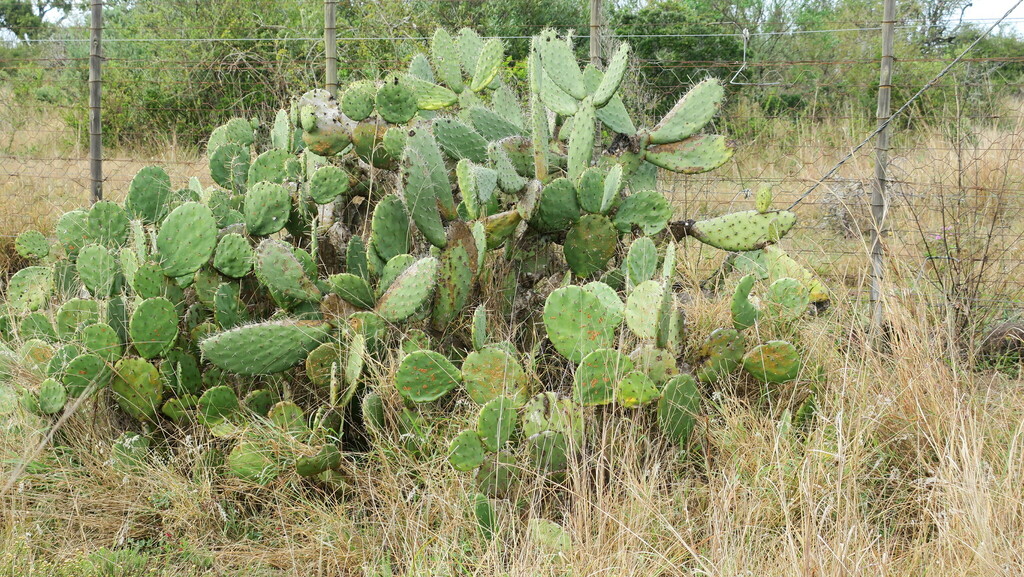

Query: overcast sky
<box><xmin>962</xmin><ymin>0</ymin><xmax>1023</xmax><ymax>32</ymax></box>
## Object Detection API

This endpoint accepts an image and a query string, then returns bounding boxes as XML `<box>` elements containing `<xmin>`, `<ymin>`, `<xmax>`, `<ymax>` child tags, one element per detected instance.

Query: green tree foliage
<box><xmin>611</xmin><ymin>0</ymin><xmax>742</xmax><ymax>117</ymax></box>
<box><xmin>0</xmin><ymin>0</ymin><xmax>77</xmax><ymax>39</ymax></box>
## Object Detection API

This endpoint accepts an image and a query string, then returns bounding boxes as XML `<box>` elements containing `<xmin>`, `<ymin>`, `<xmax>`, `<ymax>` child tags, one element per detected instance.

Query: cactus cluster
<box><xmin>0</xmin><ymin>29</ymin><xmax>827</xmax><ymax>510</ymax></box>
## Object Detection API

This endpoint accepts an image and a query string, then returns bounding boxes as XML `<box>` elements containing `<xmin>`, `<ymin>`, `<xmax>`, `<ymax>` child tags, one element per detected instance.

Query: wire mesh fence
<box><xmin>2</xmin><ymin>7</ymin><xmax>1023</xmax><ymax>325</ymax></box>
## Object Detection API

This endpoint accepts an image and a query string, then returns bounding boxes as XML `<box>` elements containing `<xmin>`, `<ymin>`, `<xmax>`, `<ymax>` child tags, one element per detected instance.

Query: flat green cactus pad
<box><xmin>530</xmin><ymin>178</ymin><xmax>580</xmax><ymax>234</ymax></box>
<box><xmin>197</xmin><ymin>384</ymin><xmax>239</xmax><ymax>425</ymax></box>
<box><xmin>529</xmin><ymin>430</ymin><xmax>569</xmax><ymax>474</ymax></box>
<box><xmin>227</xmin><ymin>441</ymin><xmax>279</xmax><ymax>485</ymax></box>
<box><xmin>125</xmin><ymin>166</ymin><xmax>173</xmax><ymax>224</ymax></box>
<box><xmin>63</xmin><ymin>353</ymin><xmax>110</xmax><ymax>397</ymax></box>
<box><xmin>255</xmin><ymin>239</ymin><xmax>322</xmax><ymax>303</ymax></box>
<box><xmin>448</xmin><ymin>429</ymin><xmax>486</xmax><ymax>472</ymax></box>
<box><xmin>433</xmin><ymin>117</ymin><xmax>488</xmax><ymax>163</ymax></box>
<box><xmin>376</xmin><ymin>256</ymin><xmax>438</xmax><ymax>322</ymax></box>
<box><xmin>615</xmin><ymin>371</ymin><xmax>660</xmax><ymax>408</ymax></box>
<box><xmin>156</xmin><ymin>202</ymin><xmax>217</xmax><ymax>278</ymax></box>
<box><xmin>743</xmin><ymin>340</ymin><xmax>801</xmax><ymax>384</ymax></box>
<box><xmin>37</xmin><ymin>378</ymin><xmax>67</xmax><ymax>415</ymax></box>
<box><xmin>305</xmin><ymin>342</ymin><xmax>342</xmax><ymax>388</ymax></box>
<box><xmin>77</xmin><ymin>244</ymin><xmax>119</xmax><ymax>298</ymax></box>
<box><xmin>461</xmin><ymin>347</ymin><xmax>529</xmax><ymax>405</ymax></box>
<box><xmin>209</xmin><ymin>143</ymin><xmax>250</xmax><ymax>193</ymax></box>
<box><xmin>624</xmin><ymin>280</ymin><xmax>665</xmax><ymax>341</ymax></box>
<box><xmin>244</xmin><ymin>182</ymin><xmax>292</xmax><ymax>236</ymax></box>
<box><xmin>695</xmin><ymin>327</ymin><xmax>745</xmax><ymax>383</ymax></box>
<box><xmin>625</xmin><ymin>237</ymin><xmax>658</xmax><ymax>288</ymax></box>
<box><xmin>543</xmin><ymin>286</ymin><xmax>617</xmax><ymax>363</ymax></box>
<box><xmin>128</xmin><ymin>298</ymin><xmax>178</xmax><ymax>361</ymax></box>
<box><xmin>686</xmin><ymin>210</ymin><xmax>797</xmax><ymax>252</ymax></box>
<box><xmin>394</xmin><ymin>349</ymin><xmax>461</xmax><ymax>403</ymax></box>
<box><xmin>649</xmin><ymin>77</ymin><xmax>725</xmax><ymax>144</ymax></box>
<box><xmin>536</xmin><ymin>29</ymin><xmax>586</xmax><ymax>100</ymax></box>
<box><xmin>657</xmin><ymin>374</ymin><xmax>701</xmax><ymax>446</ymax></box>
<box><xmin>56</xmin><ymin>210</ymin><xmax>90</xmax><ymax>259</ymax></box>
<box><xmin>341</xmin><ymin>80</ymin><xmax>376</xmax><ymax>121</ymax></box>
<box><xmin>376</xmin><ymin>75</ymin><xmax>418</xmax><ymax>124</ymax></box>
<box><xmin>87</xmin><ymin>201</ymin><xmax>130</xmax><ymax>248</ymax></box>
<box><xmin>732</xmin><ymin>274</ymin><xmax>760</xmax><ymax>331</ymax></box>
<box><xmin>573</xmin><ymin>348</ymin><xmax>634</xmax><ymax>406</ymax></box>
<box><xmin>200</xmin><ymin>320</ymin><xmax>332</xmax><ymax>375</ymax></box>
<box><xmin>475</xmin><ymin>451</ymin><xmax>518</xmax><ymax>498</ymax></box>
<box><xmin>14</xmin><ymin>230</ymin><xmax>49</xmax><ymax>260</ymax></box>
<box><xmin>371</xmin><ymin>194</ymin><xmax>411</xmax><ymax>263</ymax></box>
<box><xmin>564</xmin><ymin>214</ymin><xmax>617</xmax><ymax>277</ymax></box>
<box><xmin>111</xmin><ymin>357</ymin><xmax>163</xmax><ymax>422</ymax></box>
<box><xmin>213</xmin><ymin>233</ymin><xmax>253</xmax><ymax>278</ymax></box>
<box><xmin>477</xmin><ymin>396</ymin><xmax>516</xmax><ymax>452</ymax></box>
<box><xmin>54</xmin><ymin>298</ymin><xmax>98</xmax><ymax>340</ymax></box>
<box><xmin>308</xmin><ymin>165</ymin><xmax>350</xmax><ymax>204</ymax></box>
<box><xmin>764</xmin><ymin>277</ymin><xmax>810</xmax><ymax>322</ymax></box>
<box><xmin>614</xmin><ymin>189</ymin><xmax>673</xmax><ymax>235</ymax></box>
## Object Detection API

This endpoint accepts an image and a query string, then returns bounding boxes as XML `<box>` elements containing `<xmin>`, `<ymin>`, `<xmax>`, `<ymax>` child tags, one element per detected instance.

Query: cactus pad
<box><xmin>449</xmin><ymin>429</ymin><xmax>487</xmax><ymax>472</ymax></box>
<box><xmin>126</xmin><ymin>166</ymin><xmax>173</xmax><ymax>224</ymax></box>
<box><xmin>657</xmin><ymin>374</ymin><xmax>700</xmax><ymax>446</ymax></box>
<box><xmin>530</xmin><ymin>178</ymin><xmax>580</xmax><ymax>234</ymax></box>
<box><xmin>529</xmin><ymin>430</ymin><xmax>569</xmax><ymax>473</ymax></box>
<box><xmin>129</xmin><ymin>297</ymin><xmax>178</xmax><ymax>359</ymax></box>
<box><xmin>461</xmin><ymin>347</ymin><xmax>529</xmax><ymax>405</ymax></box>
<box><xmin>111</xmin><ymin>357</ymin><xmax>163</xmax><ymax>421</ymax></box>
<box><xmin>81</xmin><ymin>322</ymin><xmax>123</xmax><ymax>363</ymax></box>
<box><xmin>536</xmin><ymin>29</ymin><xmax>586</xmax><ymax>100</ymax></box>
<box><xmin>255</xmin><ymin>239</ymin><xmax>322</xmax><ymax>303</ymax></box>
<box><xmin>244</xmin><ymin>182</ymin><xmax>291</xmax><ymax>236</ymax></box>
<box><xmin>625</xmin><ymin>280</ymin><xmax>664</xmax><ymax>340</ymax></box>
<box><xmin>431</xmin><ymin>28</ymin><xmax>464</xmax><ymax>93</ymax></box>
<box><xmin>433</xmin><ymin>117</ymin><xmax>488</xmax><ymax>163</ymax></box>
<box><xmin>197</xmin><ymin>384</ymin><xmax>240</xmax><ymax>424</ymax></box>
<box><xmin>227</xmin><ymin>441</ymin><xmax>279</xmax><ymax>485</ymax></box>
<box><xmin>14</xmin><ymin>230</ymin><xmax>49</xmax><ymax>260</ymax></box>
<box><xmin>156</xmin><ymin>202</ymin><xmax>217</xmax><ymax>278</ymax></box>
<box><xmin>615</xmin><ymin>371</ymin><xmax>660</xmax><ymax>408</ymax></box>
<box><xmin>543</xmin><ymin>286</ymin><xmax>617</xmax><ymax>363</ymax></box>
<box><xmin>573</xmin><ymin>348</ymin><xmax>634</xmax><ymax>406</ymax></box>
<box><xmin>308</xmin><ymin>165</ymin><xmax>350</xmax><ymax>204</ymax></box>
<box><xmin>76</xmin><ymin>244</ymin><xmax>119</xmax><ymax>298</ymax></box>
<box><xmin>477</xmin><ymin>396</ymin><xmax>516</xmax><ymax>452</ymax></box>
<box><xmin>475</xmin><ymin>451</ymin><xmax>517</xmax><ymax>498</ymax></box>
<box><xmin>742</xmin><ymin>340</ymin><xmax>801</xmax><ymax>384</ymax></box>
<box><xmin>375</xmin><ymin>75</ymin><xmax>418</xmax><ymax>124</ymax></box>
<box><xmin>685</xmin><ymin>210</ymin><xmax>797</xmax><ymax>252</ymax></box>
<box><xmin>568</xmin><ymin>97</ymin><xmax>596</xmax><ymax>182</ymax></box>
<box><xmin>341</xmin><ymin>80</ymin><xmax>376</xmax><ymax>121</ymax></box>
<box><xmin>200</xmin><ymin>320</ymin><xmax>331</xmax><ymax>375</ymax></box>
<box><xmin>87</xmin><ymin>201</ymin><xmax>130</xmax><ymax>248</ymax></box>
<box><xmin>63</xmin><ymin>353</ymin><xmax>110</xmax><ymax>397</ymax></box>
<box><xmin>376</xmin><ymin>256</ymin><xmax>438</xmax><ymax>322</ymax></box>
<box><xmin>649</xmin><ymin>78</ymin><xmax>725</xmax><ymax>144</ymax></box>
<box><xmin>764</xmin><ymin>277</ymin><xmax>810</xmax><ymax>322</ymax></box>
<box><xmin>7</xmin><ymin>266</ymin><xmax>53</xmax><ymax>312</ymax></box>
<box><xmin>731</xmin><ymin>274</ymin><xmax>759</xmax><ymax>331</ymax></box>
<box><xmin>613</xmin><ymin>190</ymin><xmax>673</xmax><ymax>235</ymax></box>
<box><xmin>54</xmin><ymin>298</ymin><xmax>98</xmax><ymax>340</ymax></box>
<box><xmin>38</xmin><ymin>378</ymin><xmax>67</xmax><ymax>415</ymax></box>
<box><xmin>213</xmin><ymin>233</ymin><xmax>253</xmax><ymax>278</ymax></box>
<box><xmin>695</xmin><ymin>327</ymin><xmax>745</xmax><ymax>383</ymax></box>
<box><xmin>209</xmin><ymin>143</ymin><xmax>250</xmax><ymax>193</ymax></box>
<box><xmin>371</xmin><ymin>194</ymin><xmax>411</xmax><ymax>263</ymax></box>
<box><xmin>394</xmin><ymin>349</ymin><xmax>461</xmax><ymax>403</ymax></box>
<box><xmin>625</xmin><ymin>237</ymin><xmax>658</xmax><ymax>287</ymax></box>
<box><xmin>432</xmin><ymin>222</ymin><xmax>478</xmax><ymax>330</ymax></box>
<box><xmin>564</xmin><ymin>214</ymin><xmax>617</xmax><ymax>277</ymax></box>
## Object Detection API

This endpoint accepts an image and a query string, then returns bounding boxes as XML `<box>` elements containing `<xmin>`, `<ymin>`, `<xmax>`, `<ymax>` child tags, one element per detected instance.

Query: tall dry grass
<box><xmin>2</xmin><ymin>286</ymin><xmax>1024</xmax><ymax>576</ymax></box>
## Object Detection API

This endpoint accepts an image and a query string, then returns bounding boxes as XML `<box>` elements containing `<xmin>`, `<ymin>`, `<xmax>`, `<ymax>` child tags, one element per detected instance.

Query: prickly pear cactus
<box><xmin>0</xmin><ymin>27</ymin><xmax>829</xmax><ymax>499</ymax></box>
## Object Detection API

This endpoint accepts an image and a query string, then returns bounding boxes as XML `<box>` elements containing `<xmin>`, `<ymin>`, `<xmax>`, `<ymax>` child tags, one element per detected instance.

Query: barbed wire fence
<box><xmin>2</xmin><ymin>2</ymin><xmax>1023</xmax><ymax>333</ymax></box>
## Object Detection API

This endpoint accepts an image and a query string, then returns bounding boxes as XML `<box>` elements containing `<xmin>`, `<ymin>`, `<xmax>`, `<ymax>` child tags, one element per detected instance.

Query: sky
<box><xmin>962</xmin><ymin>0</ymin><xmax>1024</xmax><ymax>33</ymax></box>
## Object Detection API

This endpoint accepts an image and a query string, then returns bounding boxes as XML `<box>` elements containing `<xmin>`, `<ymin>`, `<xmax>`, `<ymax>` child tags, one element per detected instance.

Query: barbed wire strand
<box><xmin>786</xmin><ymin>0</ymin><xmax>1024</xmax><ymax>210</ymax></box>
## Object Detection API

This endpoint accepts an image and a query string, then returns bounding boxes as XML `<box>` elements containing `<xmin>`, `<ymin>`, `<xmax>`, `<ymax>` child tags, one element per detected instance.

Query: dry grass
<box><xmin>2</xmin><ymin>95</ymin><xmax>1024</xmax><ymax>576</ymax></box>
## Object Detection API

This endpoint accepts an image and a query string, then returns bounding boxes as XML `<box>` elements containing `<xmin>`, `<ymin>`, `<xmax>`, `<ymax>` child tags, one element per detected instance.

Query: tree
<box><xmin>611</xmin><ymin>0</ymin><xmax>742</xmax><ymax>116</ymax></box>
<box><xmin>0</xmin><ymin>0</ymin><xmax>78</xmax><ymax>39</ymax></box>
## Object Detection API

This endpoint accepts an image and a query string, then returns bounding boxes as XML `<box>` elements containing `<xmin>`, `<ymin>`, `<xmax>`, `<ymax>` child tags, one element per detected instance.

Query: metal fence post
<box><xmin>589</xmin><ymin>0</ymin><xmax>603</xmax><ymax>68</ymax></box>
<box><xmin>89</xmin><ymin>0</ymin><xmax>103</xmax><ymax>204</ymax></box>
<box><xmin>325</xmin><ymin>0</ymin><xmax>338</xmax><ymax>98</ymax></box>
<box><xmin>871</xmin><ymin>0</ymin><xmax>896</xmax><ymax>328</ymax></box>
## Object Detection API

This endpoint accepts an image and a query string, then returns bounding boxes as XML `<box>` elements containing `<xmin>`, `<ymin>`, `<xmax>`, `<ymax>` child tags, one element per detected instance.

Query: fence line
<box><xmin>2</xmin><ymin>3</ymin><xmax>1023</xmax><ymax>327</ymax></box>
